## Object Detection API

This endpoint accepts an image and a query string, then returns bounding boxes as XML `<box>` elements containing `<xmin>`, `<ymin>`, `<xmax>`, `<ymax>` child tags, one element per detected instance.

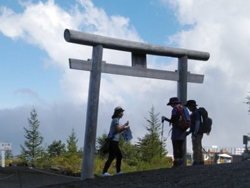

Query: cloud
<box><xmin>0</xmin><ymin>0</ymin><xmax>159</xmax><ymax>155</ymax></box>
<box><xmin>164</xmin><ymin>0</ymin><xmax>250</xmax><ymax>151</ymax></box>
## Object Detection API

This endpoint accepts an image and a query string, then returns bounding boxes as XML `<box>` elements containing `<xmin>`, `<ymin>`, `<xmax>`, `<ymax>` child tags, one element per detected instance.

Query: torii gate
<box><xmin>64</xmin><ymin>29</ymin><xmax>210</xmax><ymax>180</ymax></box>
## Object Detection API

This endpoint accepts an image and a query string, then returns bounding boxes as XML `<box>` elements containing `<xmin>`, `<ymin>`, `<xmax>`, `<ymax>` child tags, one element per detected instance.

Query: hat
<box><xmin>114</xmin><ymin>106</ymin><xmax>125</xmax><ymax>113</ymax></box>
<box><xmin>184</xmin><ymin>100</ymin><xmax>198</xmax><ymax>107</ymax></box>
<box><xmin>167</xmin><ymin>97</ymin><xmax>181</xmax><ymax>105</ymax></box>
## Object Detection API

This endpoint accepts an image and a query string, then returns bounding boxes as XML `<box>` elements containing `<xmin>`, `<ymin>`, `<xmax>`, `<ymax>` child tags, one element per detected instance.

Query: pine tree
<box><xmin>66</xmin><ymin>129</ymin><xmax>78</xmax><ymax>153</ymax></box>
<box><xmin>137</xmin><ymin>105</ymin><xmax>167</xmax><ymax>162</ymax></box>
<box><xmin>47</xmin><ymin>140</ymin><xmax>66</xmax><ymax>157</ymax></box>
<box><xmin>5</xmin><ymin>150</ymin><xmax>13</xmax><ymax>159</ymax></box>
<box><xmin>20</xmin><ymin>108</ymin><xmax>44</xmax><ymax>162</ymax></box>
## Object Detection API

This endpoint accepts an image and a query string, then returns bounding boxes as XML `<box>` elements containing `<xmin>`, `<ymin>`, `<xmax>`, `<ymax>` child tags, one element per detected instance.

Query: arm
<box><xmin>193</xmin><ymin>110</ymin><xmax>201</xmax><ymax>136</ymax></box>
<box><xmin>115</xmin><ymin>121</ymin><xmax>129</xmax><ymax>133</ymax></box>
<box><xmin>194</xmin><ymin>120</ymin><xmax>200</xmax><ymax>134</ymax></box>
<box><xmin>162</xmin><ymin>108</ymin><xmax>179</xmax><ymax>124</ymax></box>
<box><xmin>161</xmin><ymin>116</ymin><xmax>171</xmax><ymax>123</ymax></box>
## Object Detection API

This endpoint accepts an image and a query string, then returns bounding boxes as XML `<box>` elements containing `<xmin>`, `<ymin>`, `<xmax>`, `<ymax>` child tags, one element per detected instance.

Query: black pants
<box><xmin>172</xmin><ymin>140</ymin><xmax>184</xmax><ymax>160</ymax></box>
<box><xmin>103</xmin><ymin>141</ymin><xmax>122</xmax><ymax>173</ymax></box>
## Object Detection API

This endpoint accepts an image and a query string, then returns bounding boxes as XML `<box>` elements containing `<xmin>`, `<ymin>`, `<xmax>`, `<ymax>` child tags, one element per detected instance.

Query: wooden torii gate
<box><xmin>64</xmin><ymin>29</ymin><xmax>210</xmax><ymax>180</ymax></box>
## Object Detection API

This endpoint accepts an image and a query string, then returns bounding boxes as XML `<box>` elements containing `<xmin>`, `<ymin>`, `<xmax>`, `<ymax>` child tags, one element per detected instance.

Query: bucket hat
<box><xmin>184</xmin><ymin>100</ymin><xmax>198</xmax><ymax>107</ymax></box>
<box><xmin>167</xmin><ymin>97</ymin><xmax>181</xmax><ymax>105</ymax></box>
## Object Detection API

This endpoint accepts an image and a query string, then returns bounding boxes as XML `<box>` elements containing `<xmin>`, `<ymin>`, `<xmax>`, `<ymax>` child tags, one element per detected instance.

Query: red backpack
<box><xmin>175</xmin><ymin>106</ymin><xmax>191</xmax><ymax>130</ymax></box>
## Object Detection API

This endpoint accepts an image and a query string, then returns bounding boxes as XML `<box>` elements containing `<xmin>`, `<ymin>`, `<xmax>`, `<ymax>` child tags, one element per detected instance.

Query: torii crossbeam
<box><xmin>64</xmin><ymin>29</ymin><xmax>210</xmax><ymax>180</ymax></box>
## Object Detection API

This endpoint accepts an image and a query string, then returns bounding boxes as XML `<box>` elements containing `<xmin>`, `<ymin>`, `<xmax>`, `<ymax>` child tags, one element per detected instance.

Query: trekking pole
<box><xmin>201</xmin><ymin>146</ymin><xmax>213</xmax><ymax>159</ymax></box>
<box><xmin>160</xmin><ymin>121</ymin><xmax>164</xmax><ymax>157</ymax></box>
<box><xmin>193</xmin><ymin>138</ymin><xmax>213</xmax><ymax>162</ymax></box>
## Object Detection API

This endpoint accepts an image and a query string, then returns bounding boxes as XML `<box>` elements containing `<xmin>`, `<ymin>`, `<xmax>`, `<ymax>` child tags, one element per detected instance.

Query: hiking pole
<box><xmin>193</xmin><ymin>138</ymin><xmax>213</xmax><ymax>163</ymax></box>
<box><xmin>160</xmin><ymin>121</ymin><xmax>164</xmax><ymax>157</ymax></box>
<box><xmin>193</xmin><ymin>138</ymin><xmax>212</xmax><ymax>159</ymax></box>
<box><xmin>201</xmin><ymin>146</ymin><xmax>213</xmax><ymax>159</ymax></box>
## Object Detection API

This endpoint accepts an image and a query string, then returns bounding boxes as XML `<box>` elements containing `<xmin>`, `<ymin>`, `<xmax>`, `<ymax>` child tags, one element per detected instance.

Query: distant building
<box><xmin>235</xmin><ymin>148</ymin><xmax>245</xmax><ymax>155</ymax></box>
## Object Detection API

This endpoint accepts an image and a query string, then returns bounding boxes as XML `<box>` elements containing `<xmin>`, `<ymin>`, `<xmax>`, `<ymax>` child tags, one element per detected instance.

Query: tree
<box><xmin>47</xmin><ymin>140</ymin><xmax>66</xmax><ymax>157</ymax></box>
<box><xmin>137</xmin><ymin>105</ymin><xmax>168</xmax><ymax>162</ymax></box>
<box><xmin>5</xmin><ymin>150</ymin><xmax>13</xmax><ymax>159</ymax></box>
<box><xmin>96</xmin><ymin>133</ymin><xmax>108</xmax><ymax>157</ymax></box>
<box><xmin>66</xmin><ymin>129</ymin><xmax>78</xmax><ymax>153</ymax></box>
<box><xmin>20</xmin><ymin>108</ymin><xmax>44</xmax><ymax>162</ymax></box>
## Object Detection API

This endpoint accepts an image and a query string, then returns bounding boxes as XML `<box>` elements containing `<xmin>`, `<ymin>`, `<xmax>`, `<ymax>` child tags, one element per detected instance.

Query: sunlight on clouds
<box><xmin>77</xmin><ymin>0</ymin><xmax>141</xmax><ymax>41</ymax></box>
<box><xmin>0</xmin><ymin>7</ymin><xmax>24</xmax><ymax>38</ymax></box>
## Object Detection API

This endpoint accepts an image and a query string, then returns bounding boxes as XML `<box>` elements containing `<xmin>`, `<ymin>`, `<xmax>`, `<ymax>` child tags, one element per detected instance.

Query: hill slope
<box><xmin>41</xmin><ymin>161</ymin><xmax>250</xmax><ymax>188</ymax></box>
<box><xmin>1</xmin><ymin>161</ymin><xmax>250</xmax><ymax>188</ymax></box>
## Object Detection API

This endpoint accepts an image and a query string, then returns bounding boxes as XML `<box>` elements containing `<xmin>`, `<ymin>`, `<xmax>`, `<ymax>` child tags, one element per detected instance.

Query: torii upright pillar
<box><xmin>178</xmin><ymin>55</ymin><xmax>188</xmax><ymax>165</ymax></box>
<box><xmin>81</xmin><ymin>45</ymin><xmax>103</xmax><ymax>179</ymax></box>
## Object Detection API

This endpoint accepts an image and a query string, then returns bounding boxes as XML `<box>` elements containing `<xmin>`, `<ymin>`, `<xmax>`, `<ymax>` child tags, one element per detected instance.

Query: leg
<box><xmin>115</xmin><ymin>145</ymin><xmax>122</xmax><ymax>173</ymax></box>
<box><xmin>177</xmin><ymin>140</ymin><xmax>184</xmax><ymax>166</ymax></box>
<box><xmin>192</xmin><ymin>138</ymin><xmax>198</xmax><ymax>165</ymax></box>
<box><xmin>102</xmin><ymin>141</ymin><xmax>117</xmax><ymax>173</ymax></box>
<box><xmin>192</xmin><ymin>135</ymin><xmax>204</xmax><ymax>165</ymax></box>
<box><xmin>172</xmin><ymin>140</ymin><xmax>179</xmax><ymax>160</ymax></box>
<box><xmin>196</xmin><ymin>134</ymin><xmax>204</xmax><ymax>164</ymax></box>
<box><xmin>172</xmin><ymin>140</ymin><xmax>183</xmax><ymax>167</ymax></box>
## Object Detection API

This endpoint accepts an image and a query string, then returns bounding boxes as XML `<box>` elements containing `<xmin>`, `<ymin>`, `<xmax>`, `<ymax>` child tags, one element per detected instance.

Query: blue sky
<box><xmin>1</xmin><ymin>0</ymin><xmax>250</xmax><ymax>157</ymax></box>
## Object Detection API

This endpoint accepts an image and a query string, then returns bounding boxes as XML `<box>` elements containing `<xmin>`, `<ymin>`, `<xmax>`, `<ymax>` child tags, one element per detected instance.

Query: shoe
<box><xmin>199</xmin><ymin>161</ymin><xmax>204</xmax><ymax>165</ymax></box>
<box><xmin>192</xmin><ymin>161</ymin><xmax>199</xmax><ymax>166</ymax></box>
<box><xmin>116</xmin><ymin>171</ymin><xmax>123</xmax><ymax>175</ymax></box>
<box><xmin>101</xmin><ymin>172</ymin><xmax>113</xmax><ymax>177</ymax></box>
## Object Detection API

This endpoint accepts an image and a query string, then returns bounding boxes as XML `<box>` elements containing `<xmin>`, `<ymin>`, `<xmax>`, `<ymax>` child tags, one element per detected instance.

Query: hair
<box><xmin>112</xmin><ymin>109</ymin><xmax>123</xmax><ymax>119</ymax></box>
<box><xmin>112</xmin><ymin>112</ymin><xmax>119</xmax><ymax>119</ymax></box>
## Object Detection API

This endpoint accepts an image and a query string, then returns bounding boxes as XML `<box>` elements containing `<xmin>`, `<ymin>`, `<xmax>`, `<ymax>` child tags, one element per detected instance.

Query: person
<box><xmin>162</xmin><ymin>97</ymin><xmax>186</xmax><ymax>167</ymax></box>
<box><xmin>102</xmin><ymin>106</ymin><xmax>129</xmax><ymax>177</ymax></box>
<box><xmin>185</xmin><ymin>100</ymin><xmax>204</xmax><ymax>165</ymax></box>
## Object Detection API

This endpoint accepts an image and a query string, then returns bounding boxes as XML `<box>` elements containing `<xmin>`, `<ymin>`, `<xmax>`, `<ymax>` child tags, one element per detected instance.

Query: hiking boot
<box><xmin>116</xmin><ymin>171</ymin><xmax>123</xmax><ymax>175</ymax></box>
<box><xmin>101</xmin><ymin>172</ymin><xmax>113</xmax><ymax>177</ymax></box>
<box><xmin>192</xmin><ymin>161</ymin><xmax>199</xmax><ymax>166</ymax></box>
<box><xmin>199</xmin><ymin>161</ymin><xmax>204</xmax><ymax>165</ymax></box>
<box><xmin>172</xmin><ymin>158</ymin><xmax>183</xmax><ymax>167</ymax></box>
<box><xmin>178</xmin><ymin>159</ymin><xmax>183</xmax><ymax>166</ymax></box>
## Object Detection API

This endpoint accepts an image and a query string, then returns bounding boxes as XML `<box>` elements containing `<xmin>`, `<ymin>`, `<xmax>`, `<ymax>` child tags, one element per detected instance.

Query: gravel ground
<box><xmin>1</xmin><ymin>161</ymin><xmax>250</xmax><ymax>188</ymax></box>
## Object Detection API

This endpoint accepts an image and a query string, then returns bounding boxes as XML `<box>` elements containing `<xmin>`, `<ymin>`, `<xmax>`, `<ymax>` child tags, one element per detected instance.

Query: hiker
<box><xmin>102</xmin><ymin>106</ymin><xmax>130</xmax><ymax>177</ymax></box>
<box><xmin>185</xmin><ymin>100</ymin><xmax>204</xmax><ymax>165</ymax></box>
<box><xmin>162</xmin><ymin>97</ymin><xmax>187</xmax><ymax>167</ymax></box>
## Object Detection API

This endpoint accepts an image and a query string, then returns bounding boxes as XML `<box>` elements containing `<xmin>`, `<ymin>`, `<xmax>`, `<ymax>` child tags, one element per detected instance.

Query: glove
<box><xmin>161</xmin><ymin>116</ymin><xmax>166</xmax><ymax>123</ymax></box>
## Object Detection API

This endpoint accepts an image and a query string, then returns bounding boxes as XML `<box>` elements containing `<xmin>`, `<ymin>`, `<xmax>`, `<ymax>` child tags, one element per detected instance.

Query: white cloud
<box><xmin>164</xmin><ymin>0</ymin><xmax>250</xmax><ymax>152</ymax></box>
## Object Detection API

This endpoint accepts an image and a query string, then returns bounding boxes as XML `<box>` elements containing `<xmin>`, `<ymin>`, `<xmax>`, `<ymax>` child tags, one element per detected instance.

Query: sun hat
<box><xmin>114</xmin><ymin>106</ymin><xmax>125</xmax><ymax>113</ymax></box>
<box><xmin>167</xmin><ymin>97</ymin><xmax>181</xmax><ymax>105</ymax></box>
<box><xmin>184</xmin><ymin>100</ymin><xmax>198</xmax><ymax>107</ymax></box>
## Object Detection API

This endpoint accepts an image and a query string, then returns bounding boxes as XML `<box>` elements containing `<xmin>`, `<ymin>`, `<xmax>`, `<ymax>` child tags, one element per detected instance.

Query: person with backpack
<box><xmin>185</xmin><ymin>100</ymin><xmax>204</xmax><ymax>165</ymax></box>
<box><xmin>162</xmin><ymin>97</ymin><xmax>188</xmax><ymax>167</ymax></box>
<box><xmin>102</xmin><ymin>106</ymin><xmax>130</xmax><ymax>177</ymax></box>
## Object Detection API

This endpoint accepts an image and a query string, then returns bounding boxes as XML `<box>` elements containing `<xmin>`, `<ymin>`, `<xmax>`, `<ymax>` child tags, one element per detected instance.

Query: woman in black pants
<box><xmin>102</xmin><ymin>106</ymin><xmax>129</xmax><ymax>177</ymax></box>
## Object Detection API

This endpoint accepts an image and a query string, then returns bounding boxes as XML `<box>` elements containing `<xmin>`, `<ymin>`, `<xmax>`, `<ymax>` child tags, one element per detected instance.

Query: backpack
<box><xmin>198</xmin><ymin>107</ymin><xmax>212</xmax><ymax>134</ymax></box>
<box><xmin>176</xmin><ymin>106</ymin><xmax>191</xmax><ymax>130</ymax></box>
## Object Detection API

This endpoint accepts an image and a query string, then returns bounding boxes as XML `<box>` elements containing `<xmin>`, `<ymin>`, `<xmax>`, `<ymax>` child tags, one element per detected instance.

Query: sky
<box><xmin>1</xmin><ymin>0</ymin><xmax>250</xmax><ymax>157</ymax></box>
